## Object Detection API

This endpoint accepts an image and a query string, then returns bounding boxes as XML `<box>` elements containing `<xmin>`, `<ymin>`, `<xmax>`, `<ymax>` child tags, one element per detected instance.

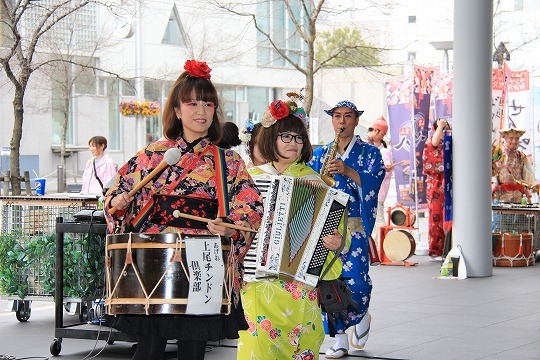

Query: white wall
<box><xmin>2</xmin><ymin>0</ymin><xmax>540</xmax><ymax>190</ymax></box>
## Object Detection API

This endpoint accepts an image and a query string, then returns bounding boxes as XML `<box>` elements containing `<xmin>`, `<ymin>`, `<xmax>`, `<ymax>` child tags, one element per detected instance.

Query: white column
<box><xmin>452</xmin><ymin>0</ymin><xmax>493</xmax><ymax>277</ymax></box>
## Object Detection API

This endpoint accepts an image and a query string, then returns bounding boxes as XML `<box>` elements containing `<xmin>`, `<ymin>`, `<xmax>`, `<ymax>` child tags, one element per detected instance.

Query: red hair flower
<box><xmin>261</xmin><ymin>100</ymin><xmax>290</xmax><ymax>127</ymax></box>
<box><xmin>269</xmin><ymin>100</ymin><xmax>289</xmax><ymax>120</ymax></box>
<box><xmin>184</xmin><ymin>60</ymin><xmax>212</xmax><ymax>79</ymax></box>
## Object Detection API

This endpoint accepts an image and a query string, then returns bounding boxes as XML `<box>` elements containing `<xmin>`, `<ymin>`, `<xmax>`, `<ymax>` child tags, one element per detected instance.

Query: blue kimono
<box><xmin>308</xmin><ymin>135</ymin><xmax>384</xmax><ymax>334</ymax></box>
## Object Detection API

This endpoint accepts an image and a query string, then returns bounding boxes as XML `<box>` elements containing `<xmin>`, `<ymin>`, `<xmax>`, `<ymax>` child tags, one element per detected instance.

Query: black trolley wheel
<box><xmin>50</xmin><ymin>338</ymin><xmax>62</xmax><ymax>356</ymax></box>
<box><xmin>15</xmin><ymin>301</ymin><xmax>31</xmax><ymax>322</ymax></box>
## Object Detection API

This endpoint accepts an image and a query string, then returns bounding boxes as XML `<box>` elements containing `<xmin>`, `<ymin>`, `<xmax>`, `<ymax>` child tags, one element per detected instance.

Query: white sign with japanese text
<box><xmin>185</xmin><ymin>236</ymin><xmax>224</xmax><ymax>315</ymax></box>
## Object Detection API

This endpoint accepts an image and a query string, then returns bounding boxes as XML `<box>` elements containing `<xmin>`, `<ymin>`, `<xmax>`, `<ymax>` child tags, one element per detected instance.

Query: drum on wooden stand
<box><xmin>388</xmin><ymin>205</ymin><xmax>416</xmax><ymax>227</ymax></box>
<box><xmin>492</xmin><ymin>232</ymin><xmax>535</xmax><ymax>267</ymax></box>
<box><xmin>105</xmin><ymin>233</ymin><xmax>233</xmax><ymax>316</ymax></box>
<box><xmin>382</xmin><ymin>229</ymin><xmax>416</xmax><ymax>262</ymax></box>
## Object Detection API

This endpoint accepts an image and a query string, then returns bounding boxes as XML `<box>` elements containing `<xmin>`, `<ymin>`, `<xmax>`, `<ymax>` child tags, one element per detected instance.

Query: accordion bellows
<box><xmin>245</xmin><ymin>176</ymin><xmax>349</xmax><ymax>287</ymax></box>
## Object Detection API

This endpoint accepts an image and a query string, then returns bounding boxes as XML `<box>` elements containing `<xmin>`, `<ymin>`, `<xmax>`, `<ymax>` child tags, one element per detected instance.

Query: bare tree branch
<box><xmin>0</xmin><ymin>0</ymin><xmax>123</xmax><ymax>194</ymax></box>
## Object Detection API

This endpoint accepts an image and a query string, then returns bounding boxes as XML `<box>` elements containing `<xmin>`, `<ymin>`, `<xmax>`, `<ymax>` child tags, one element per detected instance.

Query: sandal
<box><xmin>350</xmin><ymin>313</ymin><xmax>371</xmax><ymax>349</ymax></box>
<box><xmin>325</xmin><ymin>346</ymin><xmax>348</xmax><ymax>359</ymax></box>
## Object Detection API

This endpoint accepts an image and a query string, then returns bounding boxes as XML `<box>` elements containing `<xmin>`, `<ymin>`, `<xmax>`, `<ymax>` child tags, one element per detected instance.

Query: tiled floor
<box><xmin>1</xmin><ymin>254</ymin><xmax>539</xmax><ymax>360</ymax></box>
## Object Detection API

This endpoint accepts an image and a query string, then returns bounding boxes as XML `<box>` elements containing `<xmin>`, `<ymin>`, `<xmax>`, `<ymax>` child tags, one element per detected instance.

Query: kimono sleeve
<box><xmin>224</xmin><ymin>150</ymin><xmax>264</xmax><ymax>260</ymax></box>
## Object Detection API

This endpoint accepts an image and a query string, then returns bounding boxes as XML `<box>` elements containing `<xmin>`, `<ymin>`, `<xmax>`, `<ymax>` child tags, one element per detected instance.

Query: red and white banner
<box><xmin>492</xmin><ymin>63</ymin><xmax>532</xmax><ymax>156</ymax></box>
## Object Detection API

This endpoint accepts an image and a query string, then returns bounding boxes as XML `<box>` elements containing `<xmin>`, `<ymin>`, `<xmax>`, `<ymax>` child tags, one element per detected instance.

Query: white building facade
<box><xmin>1</xmin><ymin>0</ymin><xmax>538</xmax><ymax>190</ymax></box>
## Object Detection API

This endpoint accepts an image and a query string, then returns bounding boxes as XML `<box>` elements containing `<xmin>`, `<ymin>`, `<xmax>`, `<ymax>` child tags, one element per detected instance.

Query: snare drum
<box><xmin>382</xmin><ymin>229</ymin><xmax>416</xmax><ymax>262</ymax></box>
<box><xmin>105</xmin><ymin>233</ymin><xmax>233</xmax><ymax>315</ymax></box>
<box><xmin>492</xmin><ymin>232</ymin><xmax>535</xmax><ymax>267</ymax></box>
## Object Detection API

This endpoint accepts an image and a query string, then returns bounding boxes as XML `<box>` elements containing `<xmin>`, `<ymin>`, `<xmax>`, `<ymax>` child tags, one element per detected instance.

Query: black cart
<box><xmin>50</xmin><ymin>217</ymin><xmax>136</xmax><ymax>356</ymax></box>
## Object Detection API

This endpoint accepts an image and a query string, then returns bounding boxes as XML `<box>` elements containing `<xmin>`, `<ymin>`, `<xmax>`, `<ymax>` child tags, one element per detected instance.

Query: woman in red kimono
<box><xmin>104</xmin><ymin>60</ymin><xmax>263</xmax><ymax>360</ymax></box>
<box><xmin>422</xmin><ymin>118</ymin><xmax>450</xmax><ymax>261</ymax></box>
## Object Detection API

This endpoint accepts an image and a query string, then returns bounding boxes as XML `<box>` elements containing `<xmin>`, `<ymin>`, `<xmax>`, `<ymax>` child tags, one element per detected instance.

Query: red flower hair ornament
<box><xmin>184</xmin><ymin>60</ymin><xmax>212</xmax><ymax>79</ymax></box>
<box><xmin>261</xmin><ymin>99</ymin><xmax>308</xmax><ymax>128</ymax></box>
<box><xmin>261</xmin><ymin>100</ymin><xmax>290</xmax><ymax>127</ymax></box>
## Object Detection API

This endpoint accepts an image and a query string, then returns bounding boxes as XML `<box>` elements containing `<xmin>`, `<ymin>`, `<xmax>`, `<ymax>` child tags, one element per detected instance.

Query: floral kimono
<box><xmin>308</xmin><ymin>135</ymin><xmax>384</xmax><ymax>335</ymax></box>
<box><xmin>105</xmin><ymin>136</ymin><xmax>264</xmax><ymax>342</ymax></box>
<box><xmin>422</xmin><ymin>137</ymin><xmax>445</xmax><ymax>257</ymax></box>
<box><xmin>237</xmin><ymin>161</ymin><xmax>343</xmax><ymax>360</ymax></box>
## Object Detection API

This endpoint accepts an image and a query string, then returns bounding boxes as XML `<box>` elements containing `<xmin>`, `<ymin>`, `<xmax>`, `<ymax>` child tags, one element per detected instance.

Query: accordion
<box><xmin>244</xmin><ymin>175</ymin><xmax>349</xmax><ymax>287</ymax></box>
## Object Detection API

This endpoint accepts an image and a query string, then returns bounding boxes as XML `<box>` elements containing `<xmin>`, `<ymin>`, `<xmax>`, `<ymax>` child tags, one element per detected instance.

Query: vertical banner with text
<box><xmin>385</xmin><ymin>66</ymin><xmax>434</xmax><ymax>210</ymax></box>
<box><xmin>491</xmin><ymin>64</ymin><xmax>507</xmax><ymax>145</ymax></box>
<box><xmin>492</xmin><ymin>65</ymin><xmax>532</xmax><ymax>157</ymax></box>
<box><xmin>505</xmin><ymin>69</ymin><xmax>532</xmax><ymax>156</ymax></box>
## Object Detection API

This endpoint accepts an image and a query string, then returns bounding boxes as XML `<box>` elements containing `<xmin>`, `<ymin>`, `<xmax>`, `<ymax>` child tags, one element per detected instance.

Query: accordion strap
<box><xmin>319</xmin><ymin>210</ymin><xmax>347</xmax><ymax>281</ymax></box>
<box><xmin>319</xmin><ymin>239</ymin><xmax>345</xmax><ymax>281</ymax></box>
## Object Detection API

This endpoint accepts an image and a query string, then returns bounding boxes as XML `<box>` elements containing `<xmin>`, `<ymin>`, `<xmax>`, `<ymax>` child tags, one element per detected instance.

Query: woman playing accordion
<box><xmin>236</xmin><ymin>100</ymin><xmax>345</xmax><ymax>360</ymax></box>
<box><xmin>104</xmin><ymin>60</ymin><xmax>263</xmax><ymax>360</ymax></box>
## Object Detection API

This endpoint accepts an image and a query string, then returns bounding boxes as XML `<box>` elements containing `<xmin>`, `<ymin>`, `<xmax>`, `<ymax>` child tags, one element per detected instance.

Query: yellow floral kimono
<box><xmin>237</xmin><ymin>161</ymin><xmax>345</xmax><ymax>360</ymax></box>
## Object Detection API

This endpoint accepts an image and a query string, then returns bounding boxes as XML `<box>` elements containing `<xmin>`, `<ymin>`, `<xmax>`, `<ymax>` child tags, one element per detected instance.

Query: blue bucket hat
<box><xmin>324</xmin><ymin>100</ymin><xmax>364</xmax><ymax>117</ymax></box>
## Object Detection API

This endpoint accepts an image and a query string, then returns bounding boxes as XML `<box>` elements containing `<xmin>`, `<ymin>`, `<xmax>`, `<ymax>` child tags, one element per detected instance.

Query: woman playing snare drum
<box><xmin>104</xmin><ymin>60</ymin><xmax>264</xmax><ymax>360</ymax></box>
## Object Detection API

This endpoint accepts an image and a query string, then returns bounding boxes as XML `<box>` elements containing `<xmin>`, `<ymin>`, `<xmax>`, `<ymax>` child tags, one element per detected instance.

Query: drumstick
<box><xmin>172</xmin><ymin>210</ymin><xmax>257</xmax><ymax>233</ymax></box>
<box><xmin>392</xmin><ymin>160</ymin><xmax>406</xmax><ymax>167</ymax></box>
<box><xmin>109</xmin><ymin>148</ymin><xmax>182</xmax><ymax>215</ymax></box>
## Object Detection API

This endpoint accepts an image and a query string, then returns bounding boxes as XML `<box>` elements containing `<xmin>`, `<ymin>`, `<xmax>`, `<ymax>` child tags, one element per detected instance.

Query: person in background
<box><xmin>362</xmin><ymin>116</ymin><xmax>387</xmax><ymax>147</ymax></box>
<box><xmin>217</xmin><ymin>121</ymin><xmax>242</xmax><ymax>149</ymax></box>
<box><xmin>237</xmin><ymin>100</ymin><xmax>344</xmax><ymax>360</ymax></box>
<box><xmin>239</xmin><ymin>121</ymin><xmax>265</xmax><ymax>169</ymax></box>
<box><xmin>422</xmin><ymin>118</ymin><xmax>450</xmax><ymax>261</ymax></box>
<box><xmin>81</xmin><ymin>136</ymin><xmax>116</xmax><ymax>195</ymax></box>
<box><xmin>492</xmin><ymin>128</ymin><xmax>535</xmax><ymax>203</ymax></box>
<box><xmin>104</xmin><ymin>60</ymin><xmax>264</xmax><ymax>360</ymax></box>
<box><xmin>308</xmin><ymin>100</ymin><xmax>384</xmax><ymax>359</ymax></box>
<box><xmin>363</xmin><ymin>117</ymin><xmax>394</xmax><ymax>246</ymax></box>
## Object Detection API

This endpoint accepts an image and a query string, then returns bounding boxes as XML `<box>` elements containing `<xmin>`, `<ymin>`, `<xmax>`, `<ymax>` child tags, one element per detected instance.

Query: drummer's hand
<box><xmin>109</xmin><ymin>192</ymin><xmax>133</xmax><ymax>211</ymax></box>
<box><xmin>323</xmin><ymin>229</ymin><xmax>342</xmax><ymax>251</ymax></box>
<box><xmin>207</xmin><ymin>218</ymin><xmax>236</xmax><ymax>238</ymax></box>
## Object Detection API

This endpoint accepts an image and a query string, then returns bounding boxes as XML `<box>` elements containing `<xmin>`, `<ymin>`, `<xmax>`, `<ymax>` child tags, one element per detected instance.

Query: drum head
<box><xmin>383</xmin><ymin>229</ymin><xmax>416</xmax><ymax>262</ymax></box>
<box><xmin>390</xmin><ymin>209</ymin><xmax>407</xmax><ymax>226</ymax></box>
<box><xmin>390</xmin><ymin>208</ymin><xmax>416</xmax><ymax>227</ymax></box>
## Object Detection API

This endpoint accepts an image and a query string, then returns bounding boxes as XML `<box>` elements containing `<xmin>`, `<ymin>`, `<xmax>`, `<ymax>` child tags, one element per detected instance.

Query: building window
<box><xmin>24</xmin><ymin>1</ymin><xmax>97</xmax><ymax>50</ymax></box>
<box><xmin>408</xmin><ymin>15</ymin><xmax>416</xmax><ymax>23</ymax></box>
<box><xmin>218</xmin><ymin>87</ymin><xmax>237</xmax><ymax>123</ymax></box>
<box><xmin>50</xmin><ymin>88</ymin><xmax>74</xmax><ymax>146</ymax></box>
<box><xmin>73</xmin><ymin>59</ymin><xmax>97</xmax><ymax>95</ymax></box>
<box><xmin>162</xmin><ymin>6</ymin><xmax>186</xmax><ymax>46</ymax></box>
<box><xmin>247</xmin><ymin>87</ymin><xmax>270</xmax><ymax>123</ymax></box>
<box><xmin>143</xmin><ymin>79</ymin><xmax>163</xmax><ymax>142</ymax></box>
<box><xmin>146</xmin><ymin>117</ymin><xmax>161</xmax><ymax>143</ymax></box>
<box><xmin>105</xmin><ymin>78</ymin><xmax>121</xmax><ymax>150</ymax></box>
<box><xmin>48</xmin><ymin>55</ymin><xmax>97</xmax><ymax>146</ymax></box>
<box><xmin>256</xmin><ymin>1</ymin><xmax>308</xmax><ymax>68</ymax></box>
<box><xmin>121</xmin><ymin>79</ymin><xmax>136</xmax><ymax>97</ymax></box>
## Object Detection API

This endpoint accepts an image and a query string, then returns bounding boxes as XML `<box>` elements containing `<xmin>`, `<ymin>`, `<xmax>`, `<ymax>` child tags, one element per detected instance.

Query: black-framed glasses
<box><xmin>278</xmin><ymin>133</ymin><xmax>307</xmax><ymax>144</ymax></box>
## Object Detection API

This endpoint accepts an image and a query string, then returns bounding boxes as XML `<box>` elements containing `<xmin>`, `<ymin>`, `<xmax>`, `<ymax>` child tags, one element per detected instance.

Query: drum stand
<box><xmin>378</xmin><ymin>225</ymin><xmax>418</xmax><ymax>266</ymax></box>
